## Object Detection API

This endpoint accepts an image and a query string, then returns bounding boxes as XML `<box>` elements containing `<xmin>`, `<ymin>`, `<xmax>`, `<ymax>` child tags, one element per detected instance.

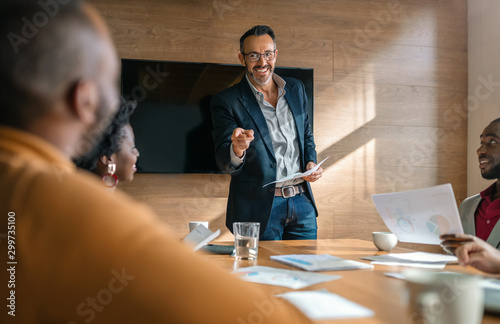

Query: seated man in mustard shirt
<box><xmin>0</xmin><ymin>1</ymin><xmax>310</xmax><ymax>323</ymax></box>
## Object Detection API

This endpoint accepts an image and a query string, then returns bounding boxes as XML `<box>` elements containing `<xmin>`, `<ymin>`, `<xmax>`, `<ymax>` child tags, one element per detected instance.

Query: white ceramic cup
<box><xmin>403</xmin><ymin>270</ymin><xmax>483</xmax><ymax>324</ymax></box>
<box><xmin>372</xmin><ymin>231</ymin><xmax>398</xmax><ymax>251</ymax></box>
<box><xmin>189</xmin><ymin>221</ymin><xmax>209</xmax><ymax>233</ymax></box>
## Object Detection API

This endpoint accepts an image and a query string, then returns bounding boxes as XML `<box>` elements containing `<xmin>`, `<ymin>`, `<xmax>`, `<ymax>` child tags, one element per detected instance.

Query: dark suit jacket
<box><xmin>210</xmin><ymin>76</ymin><xmax>318</xmax><ymax>235</ymax></box>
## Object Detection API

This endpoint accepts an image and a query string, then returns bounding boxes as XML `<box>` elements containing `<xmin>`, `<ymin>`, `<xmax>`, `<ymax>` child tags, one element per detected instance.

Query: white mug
<box><xmin>404</xmin><ymin>270</ymin><xmax>483</xmax><ymax>324</ymax></box>
<box><xmin>372</xmin><ymin>231</ymin><xmax>398</xmax><ymax>251</ymax></box>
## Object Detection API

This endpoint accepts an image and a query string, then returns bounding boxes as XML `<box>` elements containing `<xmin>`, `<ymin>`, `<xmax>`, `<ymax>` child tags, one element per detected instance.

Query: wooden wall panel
<box><xmin>467</xmin><ymin>0</ymin><xmax>500</xmax><ymax>196</ymax></box>
<box><xmin>90</xmin><ymin>0</ymin><xmax>468</xmax><ymax>249</ymax></box>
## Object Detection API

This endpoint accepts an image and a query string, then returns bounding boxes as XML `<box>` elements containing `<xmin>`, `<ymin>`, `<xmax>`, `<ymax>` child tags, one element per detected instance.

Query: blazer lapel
<box><xmin>487</xmin><ymin>220</ymin><xmax>500</xmax><ymax>248</ymax></box>
<box><xmin>463</xmin><ymin>197</ymin><xmax>480</xmax><ymax>235</ymax></box>
<box><xmin>284</xmin><ymin>81</ymin><xmax>305</xmax><ymax>156</ymax></box>
<box><xmin>238</xmin><ymin>79</ymin><xmax>276</xmax><ymax>161</ymax></box>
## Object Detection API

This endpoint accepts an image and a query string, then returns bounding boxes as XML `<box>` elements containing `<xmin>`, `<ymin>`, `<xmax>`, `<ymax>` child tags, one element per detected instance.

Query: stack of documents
<box><xmin>271</xmin><ymin>254</ymin><xmax>374</xmax><ymax>271</ymax></box>
<box><xmin>361</xmin><ymin>252</ymin><xmax>458</xmax><ymax>269</ymax></box>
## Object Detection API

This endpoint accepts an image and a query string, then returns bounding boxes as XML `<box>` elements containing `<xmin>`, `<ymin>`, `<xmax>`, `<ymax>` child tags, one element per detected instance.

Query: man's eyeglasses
<box><xmin>242</xmin><ymin>50</ymin><xmax>276</xmax><ymax>62</ymax></box>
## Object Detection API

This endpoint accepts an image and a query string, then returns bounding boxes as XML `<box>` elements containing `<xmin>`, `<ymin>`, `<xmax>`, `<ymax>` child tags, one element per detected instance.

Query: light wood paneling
<box><xmin>90</xmin><ymin>0</ymin><xmax>468</xmax><ymax>247</ymax></box>
<box><xmin>467</xmin><ymin>0</ymin><xmax>500</xmax><ymax>196</ymax></box>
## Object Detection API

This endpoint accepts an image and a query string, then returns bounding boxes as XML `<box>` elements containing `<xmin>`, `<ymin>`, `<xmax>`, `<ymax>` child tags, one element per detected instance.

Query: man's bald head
<box><xmin>0</xmin><ymin>0</ymin><xmax>118</xmax><ymax>129</ymax></box>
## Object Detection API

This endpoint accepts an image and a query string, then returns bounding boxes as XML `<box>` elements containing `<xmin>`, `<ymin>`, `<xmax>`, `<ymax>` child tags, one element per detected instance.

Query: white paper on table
<box><xmin>371</xmin><ymin>261</ymin><xmax>447</xmax><ymax>269</ymax></box>
<box><xmin>232</xmin><ymin>266</ymin><xmax>341</xmax><ymax>289</ymax></box>
<box><xmin>384</xmin><ymin>272</ymin><xmax>407</xmax><ymax>280</ymax></box>
<box><xmin>361</xmin><ymin>252</ymin><xmax>457</xmax><ymax>269</ymax></box>
<box><xmin>371</xmin><ymin>183</ymin><xmax>464</xmax><ymax>245</ymax></box>
<box><xmin>271</xmin><ymin>254</ymin><xmax>373</xmax><ymax>271</ymax></box>
<box><xmin>385</xmin><ymin>252</ymin><xmax>458</xmax><ymax>263</ymax></box>
<box><xmin>262</xmin><ymin>156</ymin><xmax>329</xmax><ymax>188</ymax></box>
<box><xmin>277</xmin><ymin>289</ymin><xmax>374</xmax><ymax>320</ymax></box>
<box><xmin>182</xmin><ymin>224</ymin><xmax>220</xmax><ymax>251</ymax></box>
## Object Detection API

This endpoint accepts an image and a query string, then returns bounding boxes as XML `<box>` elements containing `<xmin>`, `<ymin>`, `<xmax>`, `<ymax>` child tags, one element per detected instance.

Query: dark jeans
<box><xmin>260</xmin><ymin>193</ymin><xmax>317</xmax><ymax>241</ymax></box>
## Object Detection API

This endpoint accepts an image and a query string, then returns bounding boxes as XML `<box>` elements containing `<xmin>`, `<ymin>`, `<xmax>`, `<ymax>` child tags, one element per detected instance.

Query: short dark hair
<box><xmin>239</xmin><ymin>25</ymin><xmax>276</xmax><ymax>53</ymax></box>
<box><xmin>0</xmin><ymin>0</ymin><xmax>104</xmax><ymax>128</ymax></box>
<box><xmin>492</xmin><ymin>117</ymin><xmax>500</xmax><ymax>124</ymax></box>
<box><xmin>75</xmin><ymin>97</ymin><xmax>137</xmax><ymax>171</ymax></box>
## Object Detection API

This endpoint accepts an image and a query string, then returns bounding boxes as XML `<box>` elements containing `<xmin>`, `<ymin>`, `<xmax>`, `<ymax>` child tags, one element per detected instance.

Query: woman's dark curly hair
<box><xmin>75</xmin><ymin>97</ymin><xmax>137</xmax><ymax>171</ymax></box>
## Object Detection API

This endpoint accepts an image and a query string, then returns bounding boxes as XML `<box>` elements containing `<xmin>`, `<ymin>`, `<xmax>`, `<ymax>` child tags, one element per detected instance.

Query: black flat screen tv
<box><xmin>121</xmin><ymin>59</ymin><xmax>314</xmax><ymax>174</ymax></box>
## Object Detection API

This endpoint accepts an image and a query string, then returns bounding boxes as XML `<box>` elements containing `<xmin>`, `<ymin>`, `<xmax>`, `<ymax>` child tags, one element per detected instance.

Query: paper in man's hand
<box><xmin>263</xmin><ymin>156</ymin><xmax>329</xmax><ymax>188</ymax></box>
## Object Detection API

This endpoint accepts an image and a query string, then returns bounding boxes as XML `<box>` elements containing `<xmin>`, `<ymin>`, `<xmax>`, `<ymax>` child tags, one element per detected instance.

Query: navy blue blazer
<box><xmin>210</xmin><ymin>76</ymin><xmax>318</xmax><ymax>236</ymax></box>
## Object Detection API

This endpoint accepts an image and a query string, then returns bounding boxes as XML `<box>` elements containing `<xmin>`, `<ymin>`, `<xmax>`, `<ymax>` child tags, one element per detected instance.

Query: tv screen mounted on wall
<box><xmin>121</xmin><ymin>59</ymin><xmax>314</xmax><ymax>174</ymax></box>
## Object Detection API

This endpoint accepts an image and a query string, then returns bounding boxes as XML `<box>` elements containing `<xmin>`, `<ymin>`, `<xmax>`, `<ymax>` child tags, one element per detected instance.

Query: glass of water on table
<box><xmin>233</xmin><ymin>222</ymin><xmax>260</xmax><ymax>260</ymax></box>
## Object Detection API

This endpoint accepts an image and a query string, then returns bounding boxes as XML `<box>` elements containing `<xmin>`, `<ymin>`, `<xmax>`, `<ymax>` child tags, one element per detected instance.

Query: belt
<box><xmin>275</xmin><ymin>183</ymin><xmax>307</xmax><ymax>198</ymax></box>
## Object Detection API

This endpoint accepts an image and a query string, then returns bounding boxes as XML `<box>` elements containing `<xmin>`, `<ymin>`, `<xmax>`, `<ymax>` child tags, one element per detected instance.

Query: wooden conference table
<box><xmin>202</xmin><ymin>239</ymin><xmax>500</xmax><ymax>324</ymax></box>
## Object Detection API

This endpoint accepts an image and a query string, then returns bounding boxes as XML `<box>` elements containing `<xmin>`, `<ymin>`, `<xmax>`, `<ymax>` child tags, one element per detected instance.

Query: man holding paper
<box><xmin>441</xmin><ymin>118</ymin><xmax>500</xmax><ymax>252</ymax></box>
<box><xmin>211</xmin><ymin>25</ymin><xmax>322</xmax><ymax>240</ymax></box>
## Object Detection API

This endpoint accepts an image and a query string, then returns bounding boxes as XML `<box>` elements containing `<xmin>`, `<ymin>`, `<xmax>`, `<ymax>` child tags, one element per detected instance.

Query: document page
<box><xmin>277</xmin><ymin>289</ymin><xmax>374</xmax><ymax>320</ymax></box>
<box><xmin>232</xmin><ymin>266</ymin><xmax>340</xmax><ymax>289</ymax></box>
<box><xmin>361</xmin><ymin>252</ymin><xmax>458</xmax><ymax>269</ymax></box>
<box><xmin>371</xmin><ymin>184</ymin><xmax>464</xmax><ymax>245</ymax></box>
<box><xmin>270</xmin><ymin>254</ymin><xmax>373</xmax><ymax>271</ymax></box>
<box><xmin>182</xmin><ymin>225</ymin><xmax>220</xmax><ymax>251</ymax></box>
<box><xmin>263</xmin><ymin>156</ymin><xmax>329</xmax><ymax>187</ymax></box>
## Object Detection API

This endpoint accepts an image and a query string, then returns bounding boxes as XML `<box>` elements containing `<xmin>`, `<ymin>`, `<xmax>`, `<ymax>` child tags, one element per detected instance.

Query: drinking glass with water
<box><xmin>233</xmin><ymin>222</ymin><xmax>260</xmax><ymax>260</ymax></box>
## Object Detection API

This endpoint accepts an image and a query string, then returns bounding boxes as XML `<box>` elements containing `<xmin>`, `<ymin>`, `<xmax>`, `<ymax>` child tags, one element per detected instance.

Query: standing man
<box><xmin>211</xmin><ymin>25</ymin><xmax>323</xmax><ymax>240</ymax></box>
<box><xmin>441</xmin><ymin>118</ymin><xmax>500</xmax><ymax>252</ymax></box>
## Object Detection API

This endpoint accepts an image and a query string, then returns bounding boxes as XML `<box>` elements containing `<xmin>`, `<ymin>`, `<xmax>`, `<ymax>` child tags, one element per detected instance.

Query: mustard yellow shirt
<box><xmin>0</xmin><ymin>126</ymin><xmax>310</xmax><ymax>324</ymax></box>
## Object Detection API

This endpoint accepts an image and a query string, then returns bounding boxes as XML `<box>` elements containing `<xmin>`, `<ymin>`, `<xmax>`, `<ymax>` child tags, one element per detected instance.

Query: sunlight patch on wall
<box><xmin>331</xmin><ymin>137</ymin><xmax>376</xmax><ymax>196</ymax></box>
<box><xmin>315</xmin><ymin>73</ymin><xmax>376</xmax><ymax>153</ymax></box>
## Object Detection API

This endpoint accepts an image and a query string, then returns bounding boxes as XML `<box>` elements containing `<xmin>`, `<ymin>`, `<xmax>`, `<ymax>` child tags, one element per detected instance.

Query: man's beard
<box><xmin>72</xmin><ymin>91</ymin><xmax>118</xmax><ymax>166</ymax></box>
<box><xmin>246</xmin><ymin>64</ymin><xmax>274</xmax><ymax>86</ymax></box>
<box><xmin>482</xmin><ymin>162</ymin><xmax>500</xmax><ymax>180</ymax></box>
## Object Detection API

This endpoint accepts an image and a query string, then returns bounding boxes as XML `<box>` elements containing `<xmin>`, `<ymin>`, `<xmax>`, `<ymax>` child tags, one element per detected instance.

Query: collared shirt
<box><xmin>231</xmin><ymin>74</ymin><xmax>302</xmax><ymax>187</ymax></box>
<box><xmin>475</xmin><ymin>182</ymin><xmax>500</xmax><ymax>241</ymax></box>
